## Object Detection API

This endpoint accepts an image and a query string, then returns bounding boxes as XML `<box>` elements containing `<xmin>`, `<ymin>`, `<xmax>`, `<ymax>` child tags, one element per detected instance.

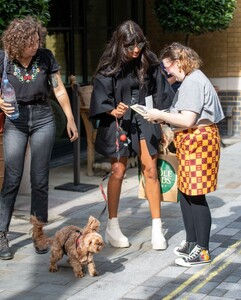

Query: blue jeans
<box><xmin>0</xmin><ymin>102</ymin><xmax>56</xmax><ymax>232</ymax></box>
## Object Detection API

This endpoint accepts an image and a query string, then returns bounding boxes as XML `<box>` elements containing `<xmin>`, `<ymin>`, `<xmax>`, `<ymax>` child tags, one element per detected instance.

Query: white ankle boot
<box><xmin>105</xmin><ymin>218</ymin><xmax>130</xmax><ymax>248</ymax></box>
<box><xmin>151</xmin><ymin>218</ymin><xmax>167</xmax><ymax>250</ymax></box>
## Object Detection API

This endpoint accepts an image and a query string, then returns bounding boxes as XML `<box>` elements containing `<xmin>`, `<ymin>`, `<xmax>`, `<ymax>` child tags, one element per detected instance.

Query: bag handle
<box><xmin>159</xmin><ymin>143</ymin><xmax>170</xmax><ymax>155</ymax></box>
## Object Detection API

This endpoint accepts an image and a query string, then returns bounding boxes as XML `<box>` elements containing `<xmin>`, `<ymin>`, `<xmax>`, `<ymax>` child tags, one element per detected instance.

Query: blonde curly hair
<box><xmin>1</xmin><ymin>16</ymin><xmax>46</xmax><ymax>60</ymax></box>
<box><xmin>159</xmin><ymin>42</ymin><xmax>202</xmax><ymax>75</ymax></box>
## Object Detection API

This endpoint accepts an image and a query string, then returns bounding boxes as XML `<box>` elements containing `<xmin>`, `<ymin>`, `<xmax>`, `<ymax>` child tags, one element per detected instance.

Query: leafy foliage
<box><xmin>154</xmin><ymin>0</ymin><xmax>237</xmax><ymax>44</ymax></box>
<box><xmin>0</xmin><ymin>0</ymin><xmax>51</xmax><ymax>36</ymax></box>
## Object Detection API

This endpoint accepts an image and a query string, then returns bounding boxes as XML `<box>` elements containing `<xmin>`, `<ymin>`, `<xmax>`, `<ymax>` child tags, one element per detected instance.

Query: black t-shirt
<box><xmin>0</xmin><ymin>48</ymin><xmax>59</xmax><ymax>102</ymax></box>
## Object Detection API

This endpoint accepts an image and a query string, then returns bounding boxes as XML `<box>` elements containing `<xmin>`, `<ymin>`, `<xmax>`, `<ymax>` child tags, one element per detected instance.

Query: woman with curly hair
<box><xmin>90</xmin><ymin>20</ymin><xmax>174</xmax><ymax>250</ymax></box>
<box><xmin>0</xmin><ymin>16</ymin><xmax>78</xmax><ymax>260</ymax></box>
<box><xmin>145</xmin><ymin>42</ymin><xmax>225</xmax><ymax>266</ymax></box>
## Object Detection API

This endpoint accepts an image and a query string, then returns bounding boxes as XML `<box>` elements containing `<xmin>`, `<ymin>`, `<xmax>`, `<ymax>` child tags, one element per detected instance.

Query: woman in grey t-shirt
<box><xmin>145</xmin><ymin>42</ymin><xmax>225</xmax><ymax>267</ymax></box>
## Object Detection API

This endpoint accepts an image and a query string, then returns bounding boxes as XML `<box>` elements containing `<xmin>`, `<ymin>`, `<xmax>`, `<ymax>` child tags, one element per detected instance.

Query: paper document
<box><xmin>145</xmin><ymin>95</ymin><xmax>153</xmax><ymax>109</ymax></box>
<box><xmin>130</xmin><ymin>104</ymin><xmax>149</xmax><ymax>116</ymax></box>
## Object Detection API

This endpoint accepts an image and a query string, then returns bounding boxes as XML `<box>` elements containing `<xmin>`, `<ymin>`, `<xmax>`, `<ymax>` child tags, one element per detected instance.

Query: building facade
<box><xmin>46</xmin><ymin>0</ymin><xmax>241</xmax><ymax>160</ymax></box>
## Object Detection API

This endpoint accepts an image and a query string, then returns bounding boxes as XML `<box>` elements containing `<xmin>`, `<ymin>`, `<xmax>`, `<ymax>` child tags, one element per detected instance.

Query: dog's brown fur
<box><xmin>30</xmin><ymin>215</ymin><xmax>49</xmax><ymax>253</ymax></box>
<box><xmin>49</xmin><ymin>216</ymin><xmax>104</xmax><ymax>278</ymax></box>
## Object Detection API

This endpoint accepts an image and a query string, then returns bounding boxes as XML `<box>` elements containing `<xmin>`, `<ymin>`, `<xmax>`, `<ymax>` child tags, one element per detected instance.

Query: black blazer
<box><xmin>89</xmin><ymin>64</ymin><xmax>174</xmax><ymax>157</ymax></box>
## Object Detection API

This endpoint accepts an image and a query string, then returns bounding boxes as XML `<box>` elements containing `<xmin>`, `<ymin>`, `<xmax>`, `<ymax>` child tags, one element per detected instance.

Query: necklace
<box><xmin>13</xmin><ymin>57</ymin><xmax>40</xmax><ymax>83</ymax></box>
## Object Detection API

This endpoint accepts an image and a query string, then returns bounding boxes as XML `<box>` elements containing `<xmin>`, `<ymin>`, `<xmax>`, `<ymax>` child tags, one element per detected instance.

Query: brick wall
<box><xmin>218</xmin><ymin>91</ymin><xmax>241</xmax><ymax>136</ymax></box>
<box><xmin>146</xmin><ymin>0</ymin><xmax>241</xmax><ymax>137</ymax></box>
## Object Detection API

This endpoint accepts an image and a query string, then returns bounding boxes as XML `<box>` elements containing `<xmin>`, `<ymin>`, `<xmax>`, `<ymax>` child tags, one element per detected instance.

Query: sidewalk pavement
<box><xmin>1</xmin><ymin>140</ymin><xmax>241</xmax><ymax>300</ymax></box>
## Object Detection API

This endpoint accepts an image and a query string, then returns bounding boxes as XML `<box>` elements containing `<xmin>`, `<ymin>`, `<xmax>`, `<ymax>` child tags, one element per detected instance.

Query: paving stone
<box><xmin>220</xmin><ymin>238</ymin><xmax>241</xmax><ymax>247</ymax></box>
<box><xmin>231</xmin><ymin>231</ymin><xmax>241</xmax><ymax>240</ymax></box>
<box><xmin>149</xmin><ymin>282</ymin><xmax>182</xmax><ymax>299</ymax></box>
<box><xmin>209</xmin><ymin>288</ymin><xmax>229</xmax><ymax>297</ymax></box>
<box><xmin>209</xmin><ymin>242</ymin><xmax>222</xmax><ymax>251</ymax></box>
<box><xmin>227</xmin><ymin>221</ymin><xmax>241</xmax><ymax>229</ymax></box>
<box><xmin>66</xmin><ymin>280</ymin><xmax>135</xmax><ymax>300</ymax></box>
<box><xmin>233</xmin><ymin>267</ymin><xmax>241</xmax><ymax>277</ymax></box>
<box><xmin>203</xmin><ymin>296</ymin><xmax>235</xmax><ymax>300</ymax></box>
<box><xmin>197</xmin><ymin>281</ymin><xmax>220</xmax><ymax>294</ymax></box>
<box><xmin>211</xmin><ymin>246</ymin><xmax>228</xmax><ymax>256</ymax></box>
<box><xmin>142</xmin><ymin>276</ymin><xmax>171</xmax><ymax>288</ymax></box>
<box><xmin>174</xmin><ymin>292</ymin><xmax>206</xmax><ymax>299</ymax></box>
<box><xmin>218</xmin><ymin>226</ymin><xmax>241</xmax><ymax>236</ymax></box>
<box><xmin>216</xmin><ymin>281</ymin><xmax>241</xmax><ymax>291</ymax></box>
<box><xmin>31</xmin><ymin>283</ymin><xmax>78</xmax><ymax>297</ymax></box>
<box><xmin>224</xmin><ymin>288</ymin><xmax>241</xmax><ymax>299</ymax></box>
<box><xmin>156</xmin><ymin>265</ymin><xmax>186</xmax><ymax>278</ymax></box>
<box><xmin>224</xmin><ymin>275</ymin><xmax>240</xmax><ymax>283</ymax></box>
<box><xmin>0</xmin><ymin>278</ymin><xmax>39</xmax><ymax>293</ymax></box>
<box><xmin>122</xmin><ymin>285</ymin><xmax>160</xmax><ymax>299</ymax></box>
<box><xmin>210</xmin><ymin>234</ymin><xmax>230</xmax><ymax>243</ymax></box>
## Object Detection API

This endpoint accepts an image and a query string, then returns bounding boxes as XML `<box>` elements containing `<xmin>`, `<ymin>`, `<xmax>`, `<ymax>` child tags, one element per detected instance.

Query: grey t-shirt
<box><xmin>170</xmin><ymin>69</ymin><xmax>225</xmax><ymax>124</ymax></box>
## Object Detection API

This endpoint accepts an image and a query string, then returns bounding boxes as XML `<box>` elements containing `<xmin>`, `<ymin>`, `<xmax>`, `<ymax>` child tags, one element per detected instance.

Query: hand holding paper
<box><xmin>144</xmin><ymin>108</ymin><xmax>165</xmax><ymax>123</ymax></box>
<box><xmin>130</xmin><ymin>95</ymin><xmax>154</xmax><ymax>117</ymax></box>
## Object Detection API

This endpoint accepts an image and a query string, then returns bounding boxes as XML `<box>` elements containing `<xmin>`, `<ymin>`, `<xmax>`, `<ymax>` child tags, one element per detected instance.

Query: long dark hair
<box><xmin>94</xmin><ymin>20</ymin><xmax>159</xmax><ymax>85</ymax></box>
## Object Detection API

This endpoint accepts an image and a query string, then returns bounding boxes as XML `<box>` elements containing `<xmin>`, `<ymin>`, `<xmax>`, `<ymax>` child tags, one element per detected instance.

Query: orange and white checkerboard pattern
<box><xmin>174</xmin><ymin>124</ymin><xmax>221</xmax><ymax>196</ymax></box>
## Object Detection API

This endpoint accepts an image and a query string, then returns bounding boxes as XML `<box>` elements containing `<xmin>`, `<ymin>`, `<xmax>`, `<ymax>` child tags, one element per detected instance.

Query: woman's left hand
<box><xmin>67</xmin><ymin>119</ymin><xmax>79</xmax><ymax>142</ymax></box>
<box><xmin>144</xmin><ymin>108</ymin><xmax>164</xmax><ymax>124</ymax></box>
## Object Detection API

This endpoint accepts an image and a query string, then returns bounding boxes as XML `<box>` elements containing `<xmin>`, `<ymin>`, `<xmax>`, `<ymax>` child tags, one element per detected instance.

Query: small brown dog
<box><xmin>49</xmin><ymin>216</ymin><xmax>104</xmax><ymax>278</ymax></box>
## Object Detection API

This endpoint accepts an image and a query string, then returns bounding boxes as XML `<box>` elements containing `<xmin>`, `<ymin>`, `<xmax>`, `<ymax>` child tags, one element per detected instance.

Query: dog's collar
<box><xmin>75</xmin><ymin>233</ymin><xmax>82</xmax><ymax>249</ymax></box>
<box><xmin>63</xmin><ymin>230</ymin><xmax>82</xmax><ymax>255</ymax></box>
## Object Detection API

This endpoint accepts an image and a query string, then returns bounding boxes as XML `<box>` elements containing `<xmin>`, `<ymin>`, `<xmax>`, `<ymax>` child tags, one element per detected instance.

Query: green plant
<box><xmin>154</xmin><ymin>0</ymin><xmax>237</xmax><ymax>45</ymax></box>
<box><xmin>0</xmin><ymin>0</ymin><xmax>51</xmax><ymax>36</ymax></box>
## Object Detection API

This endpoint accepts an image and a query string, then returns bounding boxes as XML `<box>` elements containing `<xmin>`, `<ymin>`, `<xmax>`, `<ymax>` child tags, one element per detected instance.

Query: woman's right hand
<box><xmin>0</xmin><ymin>96</ymin><xmax>5</xmax><ymax>112</ymax></box>
<box><xmin>0</xmin><ymin>96</ymin><xmax>15</xmax><ymax>115</ymax></box>
<box><xmin>108</xmin><ymin>102</ymin><xmax>129</xmax><ymax>118</ymax></box>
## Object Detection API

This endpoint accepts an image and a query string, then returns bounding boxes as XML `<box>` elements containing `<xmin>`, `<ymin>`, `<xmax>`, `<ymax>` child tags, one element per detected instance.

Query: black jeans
<box><xmin>0</xmin><ymin>103</ymin><xmax>56</xmax><ymax>232</ymax></box>
<box><xmin>179</xmin><ymin>190</ymin><xmax>212</xmax><ymax>249</ymax></box>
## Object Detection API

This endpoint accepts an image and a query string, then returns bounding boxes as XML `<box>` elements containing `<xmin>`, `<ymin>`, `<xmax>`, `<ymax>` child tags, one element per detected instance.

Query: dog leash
<box><xmin>98</xmin><ymin>117</ymin><xmax>129</xmax><ymax>221</ymax></box>
<box><xmin>98</xmin><ymin>172</ymin><xmax>111</xmax><ymax>220</ymax></box>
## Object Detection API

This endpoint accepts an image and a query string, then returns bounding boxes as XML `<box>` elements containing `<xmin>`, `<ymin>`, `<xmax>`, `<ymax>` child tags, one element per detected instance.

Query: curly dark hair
<box><xmin>1</xmin><ymin>16</ymin><xmax>46</xmax><ymax>60</ymax></box>
<box><xmin>94</xmin><ymin>20</ymin><xmax>159</xmax><ymax>85</ymax></box>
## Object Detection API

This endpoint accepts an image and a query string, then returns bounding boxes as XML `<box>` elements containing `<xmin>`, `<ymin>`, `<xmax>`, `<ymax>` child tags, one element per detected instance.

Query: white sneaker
<box><xmin>151</xmin><ymin>218</ymin><xmax>167</xmax><ymax>250</ymax></box>
<box><xmin>105</xmin><ymin>218</ymin><xmax>130</xmax><ymax>248</ymax></box>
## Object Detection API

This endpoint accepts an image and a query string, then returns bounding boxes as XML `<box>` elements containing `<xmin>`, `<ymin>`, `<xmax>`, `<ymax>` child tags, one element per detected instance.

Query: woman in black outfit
<box><xmin>90</xmin><ymin>20</ymin><xmax>174</xmax><ymax>250</ymax></box>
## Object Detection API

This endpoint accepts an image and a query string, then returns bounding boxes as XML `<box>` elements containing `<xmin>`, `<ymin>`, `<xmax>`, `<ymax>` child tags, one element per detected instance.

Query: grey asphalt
<box><xmin>1</xmin><ymin>139</ymin><xmax>241</xmax><ymax>300</ymax></box>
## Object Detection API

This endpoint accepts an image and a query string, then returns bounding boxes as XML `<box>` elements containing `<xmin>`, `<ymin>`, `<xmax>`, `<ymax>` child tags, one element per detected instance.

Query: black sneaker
<box><xmin>0</xmin><ymin>232</ymin><xmax>14</xmax><ymax>260</ymax></box>
<box><xmin>175</xmin><ymin>245</ymin><xmax>211</xmax><ymax>267</ymax></box>
<box><xmin>173</xmin><ymin>240</ymin><xmax>196</xmax><ymax>257</ymax></box>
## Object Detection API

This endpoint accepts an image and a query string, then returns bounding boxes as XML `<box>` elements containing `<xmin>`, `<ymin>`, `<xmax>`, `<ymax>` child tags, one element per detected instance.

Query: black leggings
<box><xmin>179</xmin><ymin>191</ymin><xmax>211</xmax><ymax>249</ymax></box>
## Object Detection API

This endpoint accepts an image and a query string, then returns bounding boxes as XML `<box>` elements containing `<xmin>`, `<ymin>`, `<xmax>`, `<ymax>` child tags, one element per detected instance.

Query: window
<box><xmin>47</xmin><ymin>0</ymin><xmax>145</xmax><ymax>161</ymax></box>
<box><xmin>47</xmin><ymin>0</ymin><xmax>145</xmax><ymax>85</ymax></box>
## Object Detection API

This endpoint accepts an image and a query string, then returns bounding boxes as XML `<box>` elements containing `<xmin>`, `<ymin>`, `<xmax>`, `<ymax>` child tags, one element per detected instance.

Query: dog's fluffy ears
<box><xmin>83</xmin><ymin>216</ymin><xmax>100</xmax><ymax>234</ymax></box>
